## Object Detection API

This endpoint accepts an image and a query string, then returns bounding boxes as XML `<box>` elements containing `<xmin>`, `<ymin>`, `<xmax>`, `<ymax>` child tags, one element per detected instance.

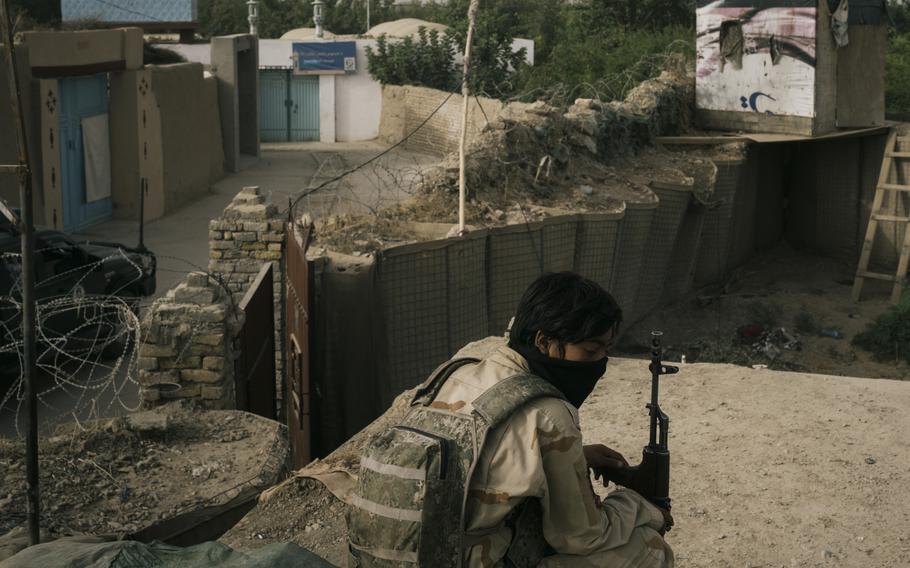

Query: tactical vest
<box><xmin>346</xmin><ymin>357</ymin><xmax>565</xmax><ymax>567</ymax></box>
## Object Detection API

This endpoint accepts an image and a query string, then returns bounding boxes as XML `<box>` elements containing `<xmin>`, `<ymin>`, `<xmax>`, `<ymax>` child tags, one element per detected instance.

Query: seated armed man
<box><xmin>437</xmin><ymin>272</ymin><xmax>672</xmax><ymax>567</ymax></box>
<box><xmin>347</xmin><ymin>272</ymin><xmax>673</xmax><ymax>567</ymax></box>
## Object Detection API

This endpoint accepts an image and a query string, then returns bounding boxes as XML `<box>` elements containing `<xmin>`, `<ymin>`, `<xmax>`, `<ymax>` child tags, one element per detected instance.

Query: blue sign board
<box><xmin>293</xmin><ymin>42</ymin><xmax>357</xmax><ymax>75</ymax></box>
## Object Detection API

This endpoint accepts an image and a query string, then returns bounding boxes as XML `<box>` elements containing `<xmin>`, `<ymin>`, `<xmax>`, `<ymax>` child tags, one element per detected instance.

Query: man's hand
<box><xmin>583</xmin><ymin>444</ymin><xmax>629</xmax><ymax>483</ymax></box>
<box><xmin>657</xmin><ymin>507</ymin><xmax>674</xmax><ymax>536</ymax></box>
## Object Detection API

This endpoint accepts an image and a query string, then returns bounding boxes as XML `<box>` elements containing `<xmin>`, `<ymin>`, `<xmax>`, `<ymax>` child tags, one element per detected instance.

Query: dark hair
<box><xmin>510</xmin><ymin>272</ymin><xmax>622</xmax><ymax>348</ymax></box>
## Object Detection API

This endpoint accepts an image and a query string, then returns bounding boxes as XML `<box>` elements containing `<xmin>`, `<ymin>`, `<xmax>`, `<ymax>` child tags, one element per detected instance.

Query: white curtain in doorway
<box><xmin>82</xmin><ymin>113</ymin><xmax>112</xmax><ymax>203</ymax></box>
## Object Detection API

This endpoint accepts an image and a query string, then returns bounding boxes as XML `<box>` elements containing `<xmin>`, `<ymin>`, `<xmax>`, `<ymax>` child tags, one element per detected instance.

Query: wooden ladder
<box><xmin>853</xmin><ymin>129</ymin><xmax>910</xmax><ymax>304</ymax></box>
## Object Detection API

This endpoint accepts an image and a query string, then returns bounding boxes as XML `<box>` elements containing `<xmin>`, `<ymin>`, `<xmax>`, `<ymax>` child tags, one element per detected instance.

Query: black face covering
<box><xmin>509</xmin><ymin>340</ymin><xmax>608</xmax><ymax>408</ymax></box>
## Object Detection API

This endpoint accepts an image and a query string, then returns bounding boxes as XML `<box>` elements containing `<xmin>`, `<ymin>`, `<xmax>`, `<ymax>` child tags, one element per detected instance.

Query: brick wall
<box><xmin>378</xmin><ymin>85</ymin><xmax>504</xmax><ymax>156</ymax></box>
<box><xmin>138</xmin><ymin>272</ymin><xmax>242</xmax><ymax>408</ymax></box>
<box><xmin>208</xmin><ymin>186</ymin><xmax>286</xmax><ymax>417</ymax></box>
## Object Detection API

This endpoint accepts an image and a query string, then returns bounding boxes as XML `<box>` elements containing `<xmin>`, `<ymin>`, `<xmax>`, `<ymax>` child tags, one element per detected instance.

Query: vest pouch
<box><xmin>347</xmin><ymin>422</ymin><xmax>462</xmax><ymax>567</ymax></box>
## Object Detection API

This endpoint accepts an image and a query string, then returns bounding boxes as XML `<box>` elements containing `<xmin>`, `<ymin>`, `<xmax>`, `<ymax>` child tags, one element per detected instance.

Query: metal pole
<box><xmin>366</xmin><ymin>0</ymin><xmax>370</xmax><ymax>34</ymax></box>
<box><xmin>0</xmin><ymin>0</ymin><xmax>40</xmax><ymax>546</ymax></box>
<box><xmin>137</xmin><ymin>178</ymin><xmax>146</xmax><ymax>251</ymax></box>
<box><xmin>457</xmin><ymin>0</ymin><xmax>479</xmax><ymax>236</ymax></box>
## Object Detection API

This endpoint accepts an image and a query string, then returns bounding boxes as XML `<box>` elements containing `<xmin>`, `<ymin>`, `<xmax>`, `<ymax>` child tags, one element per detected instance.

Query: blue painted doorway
<box><xmin>259</xmin><ymin>70</ymin><xmax>320</xmax><ymax>142</ymax></box>
<box><xmin>58</xmin><ymin>74</ymin><xmax>111</xmax><ymax>232</ymax></box>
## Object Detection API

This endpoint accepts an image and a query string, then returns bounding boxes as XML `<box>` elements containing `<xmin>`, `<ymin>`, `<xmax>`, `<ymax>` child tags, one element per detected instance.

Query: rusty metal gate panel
<box><xmin>236</xmin><ymin>263</ymin><xmax>276</xmax><ymax>420</ymax></box>
<box><xmin>286</xmin><ymin>221</ymin><xmax>313</xmax><ymax>468</ymax></box>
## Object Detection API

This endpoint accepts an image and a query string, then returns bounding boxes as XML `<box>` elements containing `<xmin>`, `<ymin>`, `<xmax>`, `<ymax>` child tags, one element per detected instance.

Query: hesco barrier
<box><xmin>635</xmin><ymin>184</ymin><xmax>695</xmax><ymax>322</ymax></box>
<box><xmin>663</xmin><ymin>199</ymin><xmax>708</xmax><ymax>305</ymax></box>
<box><xmin>695</xmin><ymin>157</ymin><xmax>744</xmax><ymax>287</ymax></box>
<box><xmin>574</xmin><ymin>208</ymin><xmax>626</xmax><ymax>294</ymax></box>
<box><xmin>610</xmin><ymin>201</ymin><xmax>658</xmax><ymax>325</ymax></box>
<box><xmin>376</xmin><ymin>230</ymin><xmax>490</xmax><ymax>401</ymax></box>
<box><xmin>487</xmin><ymin>216</ymin><xmax>581</xmax><ymax>337</ymax></box>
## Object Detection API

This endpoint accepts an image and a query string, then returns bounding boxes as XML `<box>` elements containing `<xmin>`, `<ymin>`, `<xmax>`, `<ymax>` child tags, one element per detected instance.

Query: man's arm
<box><xmin>533</xmin><ymin>400</ymin><xmax>666</xmax><ymax>554</ymax></box>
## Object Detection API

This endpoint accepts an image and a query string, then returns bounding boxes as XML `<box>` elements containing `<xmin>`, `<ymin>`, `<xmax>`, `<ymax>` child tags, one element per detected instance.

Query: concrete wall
<box><xmin>154</xmin><ymin>64</ymin><xmax>225</xmax><ymax>214</ymax></box>
<box><xmin>110</xmin><ymin>64</ymin><xmax>225</xmax><ymax>222</ymax></box>
<box><xmin>23</xmin><ymin>28</ymin><xmax>142</xmax><ymax>76</ymax></box>
<box><xmin>212</xmin><ymin>34</ymin><xmax>260</xmax><ymax>173</ymax></box>
<box><xmin>0</xmin><ymin>44</ymin><xmax>43</xmax><ymax>222</ymax></box>
<box><xmin>378</xmin><ymin>84</ymin><xmax>505</xmax><ymax>155</ymax></box>
<box><xmin>333</xmin><ymin>40</ymin><xmax>383</xmax><ymax>142</ymax></box>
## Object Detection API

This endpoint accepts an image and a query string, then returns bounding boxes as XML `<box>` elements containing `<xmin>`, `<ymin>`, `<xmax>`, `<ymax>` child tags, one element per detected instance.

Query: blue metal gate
<box><xmin>59</xmin><ymin>74</ymin><xmax>111</xmax><ymax>232</ymax></box>
<box><xmin>259</xmin><ymin>70</ymin><xmax>320</xmax><ymax>143</ymax></box>
<box><xmin>289</xmin><ymin>75</ymin><xmax>320</xmax><ymax>142</ymax></box>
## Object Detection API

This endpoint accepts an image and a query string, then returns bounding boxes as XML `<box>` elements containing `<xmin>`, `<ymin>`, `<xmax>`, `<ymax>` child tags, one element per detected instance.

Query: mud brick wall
<box><xmin>378</xmin><ymin>85</ymin><xmax>505</xmax><ymax>156</ymax></box>
<box><xmin>208</xmin><ymin>186</ymin><xmax>286</xmax><ymax>417</ymax></box>
<box><xmin>138</xmin><ymin>272</ymin><xmax>242</xmax><ymax>409</ymax></box>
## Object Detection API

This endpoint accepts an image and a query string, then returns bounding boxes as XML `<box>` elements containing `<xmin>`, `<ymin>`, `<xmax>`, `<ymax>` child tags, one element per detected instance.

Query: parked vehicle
<box><xmin>0</xmin><ymin>222</ymin><xmax>156</xmax><ymax>368</ymax></box>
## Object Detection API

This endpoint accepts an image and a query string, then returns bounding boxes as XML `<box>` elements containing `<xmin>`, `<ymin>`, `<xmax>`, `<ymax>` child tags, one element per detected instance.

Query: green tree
<box><xmin>365</xmin><ymin>27</ymin><xmax>459</xmax><ymax>91</ymax></box>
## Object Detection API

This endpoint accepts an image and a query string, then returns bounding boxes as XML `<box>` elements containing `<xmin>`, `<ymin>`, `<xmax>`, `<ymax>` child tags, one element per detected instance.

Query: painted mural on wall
<box><xmin>696</xmin><ymin>1</ymin><xmax>817</xmax><ymax>117</ymax></box>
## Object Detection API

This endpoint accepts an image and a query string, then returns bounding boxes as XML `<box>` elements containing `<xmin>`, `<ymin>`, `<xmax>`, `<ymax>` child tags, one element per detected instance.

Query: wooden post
<box><xmin>458</xmin><ymin>0</ymin><xmax>480</xmax><ymax>235</ymax></box>
<box><xmin>0</xmin><ymin>0</ymin><xmax>40</xmax><ymax>546</ymax></box>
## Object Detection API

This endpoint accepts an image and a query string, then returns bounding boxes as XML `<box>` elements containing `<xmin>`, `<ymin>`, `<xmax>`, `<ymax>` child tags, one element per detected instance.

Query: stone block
<box><xmin>186</xmin><ymin>272</ymin><xmax>210</xmax><ymax>288</ymax></box>
<box><xmin>203</xmin><ymin>356</ymin><xmax>225</xmax><ymax>371</ymax></box>
<box><xmin>140</xmin><ymin>343</ymin><xmax>177</xmax><ymax>358</ymax></box>
<box><xmin>201</xmin><ymin>384</ymin><xmax>229</xmax><ymax>400</ymax></box>
<box><xmin>244</xmin><ymin>221</ymin><xmax>270</xmax><ymax>232</ymax></box>
<box><xmin>139</xmin><ymin>387</ymin><xmax>161</xmax><ymax>402</ymax></box>
<box><xmin>210</xmin><ymin>240</ymin><xmax>235</xmax><ymax>251</ymax></box>
<box><xmin>232</xmin><ymin>231</ymin><xmax>258</xmax><ymax>242</ymax></box>
<box><xmin>269</xmin><ymin>221</ymin><xmax>285</xmax><ymax>231</ymax></box>
<box><xmin>253</xmin><ymin>251</ymin><xmax>282</xmax><ymax>261</ymax></box>
<box><xmin>209</xmin><ymin>230</ymin><xmax>223</xmax><ymax>240</ymax></box>
<box><xmin>210</xmin><ymin>251</ymin><xmax>223</xmax><ymax>259</ymax></box>
<box><xmin>241</xmin><ymin>242</ymin><xmax>266</xmax><ymax>251</ymax></box>
<box><xmin>210</xmin><ymin>220</ymin><xmax>240</xmax><ymax>232</ymax></box>
<box><xmin>209</xmin><ymin>261</ymin><xmax>235</xmax><ymax>274</ymax></box>
<box><xmin>222</xmin><ymin>250</ymin><xmax>243</xmax><ymax>260</ymax></box>
<box><xmin>159</xmin><ymin>356</ymin><xmax>202</xmax><ymax>370</ymax></box>
<box><xmin>261</xmin><ymin>232</ymin><xmax>285</xmax><ymax>243</ymax></box>
<box><xmin>162</xmin><ymin>385</ymin><xmax>201</xmax><ymax>399</ymax></box>
<box><xmin>193</xmin><ymin>333</ymin><xmax>224</xmax><ymax>346</ymax></box>
<box><xmin>174</xmin><ymin>286</ymin><xmax>216</xmax><ymax>304</ymax></box>
<box><xmin>138</xmin><ymin>357</ymin><xmax>158</xmax><ymax>371</ymax></box>
<box><xmin>181</xmin><ymin>369</ymin><xmax>223</xmax><ymax>383</ymax></box>
<box><xmin>267</xmin><ymin>243</ymin><xmax>282</xmax><ymax>251</ymax></box>
<box><xmin>139</xmin><ymin>369</ymin><xmax>179</xmax><ymax>387</ymax></box>
<box><xmin>234</xmin><ymin>259</ymin><xmax>265</xmax><ymax>273</ymax></box>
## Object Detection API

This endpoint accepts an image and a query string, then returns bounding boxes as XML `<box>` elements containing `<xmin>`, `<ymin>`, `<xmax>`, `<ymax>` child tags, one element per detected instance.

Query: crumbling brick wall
<box><xmin>138</xmin><ymin>271</ymin><xmax>242</xmax><ymax>408</ymax></box>
<box><xmin>378</xmin><ymin>85</ymin><xmax>505</xmax><ymax>156</ymax></box>
<box><xmin>208</xmin><ymin>186</ymin><xmax>286</xmax><ymax>417</ymax></box>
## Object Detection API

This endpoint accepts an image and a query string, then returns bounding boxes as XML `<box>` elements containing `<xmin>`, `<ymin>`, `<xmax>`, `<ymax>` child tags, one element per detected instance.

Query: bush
<box><xmin>887</xmin><ymin>32</ymin><xmax>910</xmax><ymax>114</ymax></box>
<box><xmin>509</xmin><ymin>25</ymin><xmax>694</xmax><ymax>103</ymax></box>
<box><xmin>852</xmin><ymin>289</ymin><xmax>910</xmax><ymax>363</ymax></box>
<box><xmin>365</xmin><ymin>28</ymin><xmax>459</xmax><ymax>92</ymax></box>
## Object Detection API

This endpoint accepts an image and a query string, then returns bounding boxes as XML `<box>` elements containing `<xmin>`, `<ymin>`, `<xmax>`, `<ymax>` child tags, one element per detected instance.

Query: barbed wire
<box><xmin>0</xmin><ymin>247</ymin><xmax>150</xmax><ymax>438</ymax></box>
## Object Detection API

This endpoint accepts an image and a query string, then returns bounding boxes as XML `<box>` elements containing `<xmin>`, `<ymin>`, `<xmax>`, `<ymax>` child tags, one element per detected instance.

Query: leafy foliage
<box><xmin>365</xmin><ymin>28</ymin><xmax>459</xmax><ymax>91</ymax></box>
<box><xmin>887</xmin><ymin>32</ymin><xmax>910</xmax><ymax>114</ymax></box>
<box><xmin>852</xmin><ymin>289</ymin><xmax>910</xmax><ymax>363</ymax></box>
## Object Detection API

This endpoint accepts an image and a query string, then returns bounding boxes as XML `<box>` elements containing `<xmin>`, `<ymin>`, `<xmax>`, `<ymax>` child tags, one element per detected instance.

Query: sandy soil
<box><xmin>584</xmin><ymin>357</ymin><xmax>910</xmax><ymax>568</ymax></box>
<box><xmin>223</xmin><ymin>337</ymin><xmax>910</xmax><ymax>567</ymax></box>
<box><xmin>622</xmin><ymin>244</ymin><xmax>910</xmax><ymax>381</ymax></box>
<box><xmin>0</xmin><ymin>403</ymin><xmax>288</xmax><ymax>556</ymax></box>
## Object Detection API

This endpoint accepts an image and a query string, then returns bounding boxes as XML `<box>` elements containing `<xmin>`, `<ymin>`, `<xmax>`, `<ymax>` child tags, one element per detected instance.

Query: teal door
<box><xmin>59</xmin><ymin>74</ymin><xmax>111</xmax><ymax>232</ymax></box>
<box><xmin>259</xmin><ymin>70</ymin><xmax>320</xmax><ymax>142</ymax></box>
<box><xmin>289</xmin><ymin>75</ymin><xmax>320</xmax><ymax>142</ymax></box>
<box><xmin>260</xmin><ymin>70</ymin><xmax>290</xmax><ymax>142</ymax></box>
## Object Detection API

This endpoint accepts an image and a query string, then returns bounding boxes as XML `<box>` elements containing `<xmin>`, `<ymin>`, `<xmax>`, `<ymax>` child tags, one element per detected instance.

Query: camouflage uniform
<box><xmin>433</xmin><ymin>345</ymin><xmax>674</xmax><ymax>568</ymax></box>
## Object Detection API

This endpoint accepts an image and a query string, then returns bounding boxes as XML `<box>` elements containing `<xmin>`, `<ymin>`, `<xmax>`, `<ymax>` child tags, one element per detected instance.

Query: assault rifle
<box><xmin>599</xmin><ymin>331</ymin><xmax>677</xmax><ymax>512</ymax></box>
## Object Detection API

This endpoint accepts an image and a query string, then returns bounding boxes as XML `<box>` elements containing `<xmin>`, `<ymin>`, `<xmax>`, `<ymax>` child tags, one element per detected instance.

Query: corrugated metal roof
<box><xmin>62</xmin><ymin>0</ymin><xmax>197</xmax><ymax>23</ymax></box>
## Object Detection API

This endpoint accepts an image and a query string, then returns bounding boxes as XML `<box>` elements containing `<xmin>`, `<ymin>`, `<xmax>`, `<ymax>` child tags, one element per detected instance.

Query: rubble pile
<box><xmin>0</xmin><ymin>403</ymin><xmax>288</xmax><ymax>551</ymax></box>
<box><xmin>313</xmin><ymin>59</ymin><xmax>735</xmax><ymax>255</ymax></box>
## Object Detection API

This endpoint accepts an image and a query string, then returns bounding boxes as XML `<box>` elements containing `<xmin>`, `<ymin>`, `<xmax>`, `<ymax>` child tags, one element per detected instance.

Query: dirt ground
<box><xmin>0</xmin><ymin>403</ymin><xmax>288</xmax><ymax>559</ymax></box>
<box><xmin>620</xmin><ymin>243</ymin><xmax>909</xmax><ymax>380</ymax></box>
<box><xmin>221</xmin><ymin>335</ymin><xmax>910</xmax><ymax>567</ymax></box>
